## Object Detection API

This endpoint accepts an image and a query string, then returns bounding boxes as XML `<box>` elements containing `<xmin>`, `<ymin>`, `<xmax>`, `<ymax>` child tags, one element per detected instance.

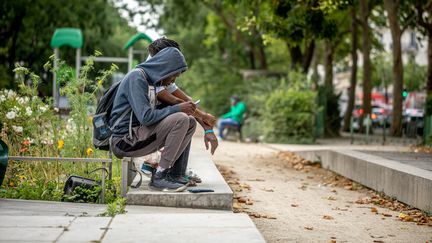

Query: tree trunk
<box><xmin>360</xmin><ymin>0</ymin><xmax>372</xmax><ymax>132</ymax></box>
<box><xmin>302</xmin><ymin>41</ymin><xmax>315</xmax><ymax>73</ymax></box>
<box><xmin>289</xmin><ymin>45</ymin><xmax>302</xmax><ymax>70</ymax></box>
<box><xmin>311</xmin><ymin>46</ymin><xmax>321</xmax><ymax>90</ymax></box>
<box><xmin>324</xmin><ymin>40</ymin><xmax>334</xmax><ymax>89</ymax></box>
<box><xmin>384</xmin><ymin>0</ymin><xmax>404</xmax><ymax>136</ymax></box>
<box><xmin>288</xmin><ymin>41</ymin><xmax>315</xmax><ymax>73</ymax></box>
<box><xmin>426</xmin><ymin>34</ymin><xmax>432</xmax><ymax>116</ymax></box>
<box><xmin>247</xmin><ymin>46</ymin><xmax>256</xmax><ymax>70</ymax></box>
<box><xmin>256</xmin><ymin>36</ymin><xmax>268</xmax><ymax>69</ymax></box>
<box><xmin>343</xmin><ymin>6</ymin><xmax>359</xmax><ymax>132</ymax></box>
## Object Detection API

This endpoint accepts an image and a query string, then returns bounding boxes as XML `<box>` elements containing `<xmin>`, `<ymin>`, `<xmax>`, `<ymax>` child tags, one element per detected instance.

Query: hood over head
<box><xmin>136</xmin><ymin>47</ymin><xmax>187</xmax><ymax>85</ymax></box>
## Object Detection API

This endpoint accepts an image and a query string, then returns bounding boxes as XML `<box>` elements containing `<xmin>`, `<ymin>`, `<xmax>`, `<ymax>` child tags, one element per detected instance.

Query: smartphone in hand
<box><xmin>194</xmin><ymin>99</ymin><xmax>201</xmax><ymax>105</ymax></box>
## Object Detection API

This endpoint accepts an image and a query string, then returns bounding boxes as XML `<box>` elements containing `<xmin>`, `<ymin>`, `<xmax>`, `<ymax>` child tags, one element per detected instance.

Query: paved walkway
<box><xmin>0</xmin><ymin>198</ymin><xmax>264</xmax><ymax>242</ymax></box>
<box><xmin>0</xmin><ymin>133</ymin><xmax>264</xmax><ymax>242</ymax></box>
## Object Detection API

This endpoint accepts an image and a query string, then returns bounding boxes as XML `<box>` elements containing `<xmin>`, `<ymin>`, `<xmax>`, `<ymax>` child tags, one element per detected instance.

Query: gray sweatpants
<box><xmin>112</xmin><ymin>113</ymin><xmax>196</xmax><ymax>169</ymax></box>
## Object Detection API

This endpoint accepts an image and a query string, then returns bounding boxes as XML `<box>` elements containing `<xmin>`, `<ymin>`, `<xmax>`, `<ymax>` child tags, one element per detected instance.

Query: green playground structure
<box><xmin>50</xmin><ymin>28</ymin><xmax>153</xmax><ymax>108</ymax></box>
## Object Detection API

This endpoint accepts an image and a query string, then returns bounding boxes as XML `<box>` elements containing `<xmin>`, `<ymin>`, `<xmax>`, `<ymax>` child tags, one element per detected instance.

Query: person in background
<box><xmin>217</xmin><ymin>95</ymin><xmax>246</xmax><ymax>140</ymax></box>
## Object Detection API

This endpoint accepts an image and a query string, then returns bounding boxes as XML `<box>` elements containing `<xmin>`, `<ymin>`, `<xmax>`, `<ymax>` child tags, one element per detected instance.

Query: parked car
<box><xmin>403</xmin><ymin>108</ymin><xmax>424</xmax><ymax>137</ymax></box>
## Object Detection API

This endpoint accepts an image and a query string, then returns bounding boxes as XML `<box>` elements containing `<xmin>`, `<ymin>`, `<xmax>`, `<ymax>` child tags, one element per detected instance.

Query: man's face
<box><xmin>160</xmin><ymin>73</ymin><xmax>180</xmax><ymax>86</ymax></box>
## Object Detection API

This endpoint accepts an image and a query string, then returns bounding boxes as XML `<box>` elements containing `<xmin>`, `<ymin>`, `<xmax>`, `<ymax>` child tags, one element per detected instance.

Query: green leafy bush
<box><xmin>180</xmin><ymin>56</ymin><xmax>244</xmax><ymax>116</ymax></box>
<box><xmin>262</xmin><ymin>76</ymin><xmax>316</xmax><ymax>143</ymax></box>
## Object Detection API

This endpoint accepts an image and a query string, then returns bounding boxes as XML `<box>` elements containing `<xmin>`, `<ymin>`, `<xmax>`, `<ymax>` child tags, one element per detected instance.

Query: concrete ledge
<box><xmin>126</xmin><ymin>146</ymin><xmax>233</xmax><ymax>210</ymax></box>
<box><xmin>293</xmin><ymin>149</ymin><xmax>432</xmax><ymax>213</ymax></box>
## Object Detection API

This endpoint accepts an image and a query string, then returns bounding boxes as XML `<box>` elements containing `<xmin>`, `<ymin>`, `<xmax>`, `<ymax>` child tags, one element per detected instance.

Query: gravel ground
<box><xmin>212</xmin><ymin>139</ymin><xmax>432</xmax><ymax>243</ymax></box>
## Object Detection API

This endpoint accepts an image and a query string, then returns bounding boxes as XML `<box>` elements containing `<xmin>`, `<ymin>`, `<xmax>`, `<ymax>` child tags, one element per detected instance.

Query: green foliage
<box><xmin>44</xmin><ymin>52</ymin><xmax>118</xmax><ymax>157</ymax></box>
<box><xmin>63</xmin><ymin>185</ymin><xmax>101</xmax><ymax>203</ymax></box>
<box><xmin>100</xmin><ymin>197</ymin><xmax>126</xmax><ymax>217</ymax></box>
<box><xmin>0</xmin><ymin>178</ymin><xmax>63</xmax><ymax>201</ymax></box>
<box><xmin>0</xmin><ymin>55</ymin><xmax>121</xmax><ymax>203</ymax></box>
<box><xmin>261</xmin><ymin>72</ymin><xmax>316</xmax><ymax>143</ymax></box>
<box><xmin>0</xmin><ymin>0</ymin><xmax>135</xmax><ymax>89</ymax></box>
<box><xmin>371</xmin><ymin>54</ymin><xmax>427</xmax><ymax>91</ymax></box>
<box><xmin>181</xmin><ymin>56</ymin><xmax>244</xmax><ymax>116</ymax></box>
<box><xmin>0</xmin><ymin>66</ymin><xmax>61</xmax><ymax>156</ymax></box>
<box><xmin>404</xmin><ymin>59</ymin><xmax>427</xmax><ymax>92</ymax></box>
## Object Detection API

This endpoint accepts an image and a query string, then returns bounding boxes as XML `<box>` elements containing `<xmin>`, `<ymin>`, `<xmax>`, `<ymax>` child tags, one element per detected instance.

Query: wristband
<box><xmin>204</xmin><ymin>129</ymin><xmax>214</xmax><ymax>134</ymax></box>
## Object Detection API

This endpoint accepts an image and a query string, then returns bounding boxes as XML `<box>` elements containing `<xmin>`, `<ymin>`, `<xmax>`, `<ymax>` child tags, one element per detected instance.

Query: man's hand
<box><xmin>179</xmin><ymin>101</ymin><xmax>196</xmax><ymax>115</ymax></box>
<box><xmin>204</xmin><ymin>132</ymin><xmax>218</xmax><ymax>155</ymax></box>
<box><xmin>203</xmin><ymin>113</ymin><xmax>217</xmax><ymax>127</ymax></box>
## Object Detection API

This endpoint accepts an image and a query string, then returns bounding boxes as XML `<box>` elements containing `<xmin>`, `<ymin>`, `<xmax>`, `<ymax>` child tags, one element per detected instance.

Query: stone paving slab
<box><xmin>57</xmin><ymin>217</ymin><xmax>112</xmax><ymax>242</ymax></box>
<box><xmin>126</xmin><ymin>140</ymin><xmax>233</xmax><ymax>210</ymax></box>
<box><xmin>0</xmin><ymin>198</ymin><xmax>107</xmax><ymax>216</ymax></box>
<box><xmin>0</xmin><ymin>215</ymin><xmax>73</xmax><ymax>227</ymax></box>
<box><xmin>0</xmin><ymin>227</ymin><xmax>65</xmax><ymax>242</ymax></box>
<box><xmin>103</xmin><ymin>213</ymin><xmax>265</xmax><ymax>243</ymax></box>
<box><xmin>0</xmin><ymin>199</ymin><xmax>263</xmax><ymax>242</ymax></box>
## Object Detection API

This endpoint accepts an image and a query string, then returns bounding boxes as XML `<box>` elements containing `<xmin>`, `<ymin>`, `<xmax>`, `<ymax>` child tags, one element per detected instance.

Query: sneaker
<box><xmin>166</xmin><ymin>174</ymin><xmax>189</xmax><ymax>185</ymax></box>
<box><xmin>149</xmin><ymin>170</ymin><xmax>188</xmax><ymax>192</ymax></box>
<box><xmin>141</xmin><ymin>163</ymin><xmax>155</xmax><ymax>177</ymax></box>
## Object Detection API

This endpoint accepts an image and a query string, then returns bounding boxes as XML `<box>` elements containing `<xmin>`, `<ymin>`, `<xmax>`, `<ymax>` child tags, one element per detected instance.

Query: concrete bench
<box><xmin>119</xmin><ymin>141</ymin><xmax>233</xmax><ymax>210</ymax></box>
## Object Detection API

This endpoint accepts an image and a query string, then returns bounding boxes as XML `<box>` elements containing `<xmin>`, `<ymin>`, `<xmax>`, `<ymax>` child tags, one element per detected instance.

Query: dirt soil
<box><xmin>212</xmin><ymin>140</ymin><xmax>432</xmax><ymax>243</ymax></box>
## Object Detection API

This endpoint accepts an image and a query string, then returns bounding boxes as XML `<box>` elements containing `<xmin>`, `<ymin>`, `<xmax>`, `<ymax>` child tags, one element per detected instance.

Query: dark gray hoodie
<box><xmin>109</xmin><ymin>47</ymin><xmax>187</xmax><ymax>136</ymax></box>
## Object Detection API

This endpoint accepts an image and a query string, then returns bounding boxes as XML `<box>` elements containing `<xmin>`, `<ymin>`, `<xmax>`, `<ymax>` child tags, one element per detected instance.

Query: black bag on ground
<box><xmin>62</xmin><ymin>175</ymin><xmax>100</xmax><ymax>203</ymax></box>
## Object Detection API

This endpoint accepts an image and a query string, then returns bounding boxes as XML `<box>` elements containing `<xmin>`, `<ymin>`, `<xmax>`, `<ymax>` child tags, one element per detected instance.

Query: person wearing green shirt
<box><xmin>217</xmin><ymin>95</ymin><xmax>246</xmax><ymax>140</ymax></box>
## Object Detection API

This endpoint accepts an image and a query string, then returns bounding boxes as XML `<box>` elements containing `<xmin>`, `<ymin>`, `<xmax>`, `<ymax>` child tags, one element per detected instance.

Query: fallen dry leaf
<box><xmin>344</xmin><ymin>185</ymin><xmax>353</xmax><ymax>190</ymax></box>
<box><xmin>233</xmin><ymin>203</ymin><xmax>243</xmax><ymax>210</ymax></box>
<box><xmin>291</xmin><ymin>204</ymin><xmax>299</xmax><ymax>207</ymax></box>
<box><xmin>247</xmin><ymin>178</ymin><xmax>265</xmax><ymax>182</ymax></box>
<box><xmin>371</xmin><ymin>207</ymin><xmax>378</xmax><ymax>213</ymax></box>
<box><xmin>323</xmin><ymin>215</ymin><xmax>334</xmax><ymax>220</ymax></box>
<box><xmin>304</xmin><ymin>226</ymin><xmax>314</xmax><ymax>230</ymax></box>
<box><xmin>238</xmin><ymin>197</ymin><xmax>247</xmax><ymax>203</ymax></box>
<box><xmin>382</xmin><ymin>213</ymin><xmax>392</xmax><ymax>217</ymax></box>
<box><xmin>398</xmin><ymin>213</ymin><xmax>413</xmax><ymax>222</ymax></box>
<box><xmin>327</xmin><ymin>196</ymin><xmax>337</xmax><ymax>201</ymax></box>
<box><xmin>299</xmin><ymin>185</ymin><xmax>308</xmax><ymax>190</ymax></box>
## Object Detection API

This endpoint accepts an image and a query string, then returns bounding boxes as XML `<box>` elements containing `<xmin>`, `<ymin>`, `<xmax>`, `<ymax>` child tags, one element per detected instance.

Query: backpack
<box><xmin>92</xmin><ymin>68</ymin><xmax>152</xmax><ymax>151</ymax></box>
<box><xmin>92</xmin><ymin>80</ymin><xmax>128</xmax><ymax>150</ymax></box>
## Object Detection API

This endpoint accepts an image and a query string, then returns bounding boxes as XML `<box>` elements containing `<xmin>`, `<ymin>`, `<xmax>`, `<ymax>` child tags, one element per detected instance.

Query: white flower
<box><xmin>0</xmin><ymin>95</ymin><xmax>5</xmax><ymax>103</ymax></box>
<box><xmin>39</xmin><ymin>105</ymin><xmax>48</xmax><ymax>113</ymax></box>
<box><xmin>54</xmin><ymin>107</ymin><xmax>59</xmax><ymax>112</ymax></box>
<box><xmin>6</xmin><ymin>111</ymin><xmax>16</xmax><ymax>119</ymax></box>
<box><xmin>32</xmin><ymin>96</ymin><xmax>38</xmax><ymax>101</ymax></box>
<box><xmin>26</xmin><ymin>107</ymin><xmax>32</xmax><ymax>116</ymax></box>
<box><xmin>41</xmin><ymin>139</ymin><xmax>53</xmax><ymax>145</ymax></box>
<box><xmin>17</xmin><ymin>97</ymin><xmax>26</xmax><ymax>105</ymax></box>
<box><xmin>66</xmin><ymin>118</ymin><xmax>76</xmax><ymax>132</ymax></box>
<box><xmin>26</xmin><ymin>137</ymin><xmax>35</xmax><ymax>144</ymax></box>
<box><xmin>12</xmin><ymin>125</ymin><xmax>23</xmax><ymax>133</ymax></box>
<box><xmin>7</xmin><ymin>90</ymin><xmax>16</xmax><ymax>98</ymax></box>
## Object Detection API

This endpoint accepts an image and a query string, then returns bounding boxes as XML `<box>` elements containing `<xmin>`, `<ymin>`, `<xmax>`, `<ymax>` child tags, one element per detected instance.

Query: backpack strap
<box><xmin>111</xmin><ymin>107</ymin><xmax>131</xmax><ymax>129</ymax></box>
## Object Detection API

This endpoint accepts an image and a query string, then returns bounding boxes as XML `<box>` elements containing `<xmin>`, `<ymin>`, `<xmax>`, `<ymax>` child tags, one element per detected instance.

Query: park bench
<box><xmin>223</xmin><ymin>113</ymin><xmax>248</xmax><ymax>142</ymax></box>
